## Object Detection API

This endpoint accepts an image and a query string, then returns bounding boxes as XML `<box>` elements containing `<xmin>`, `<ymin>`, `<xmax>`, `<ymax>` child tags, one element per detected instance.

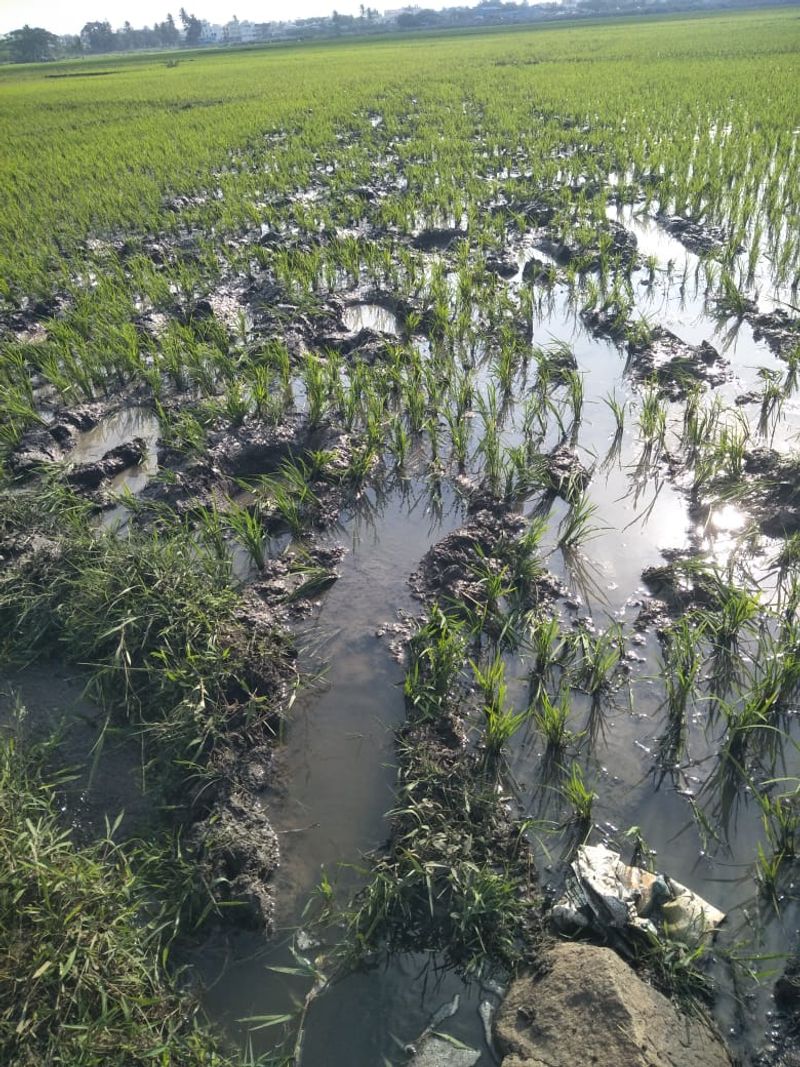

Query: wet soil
<box><xmin>5</xmin><ymin>135</ymin><xmax>800</xmax><ymax>1067</ymax></box>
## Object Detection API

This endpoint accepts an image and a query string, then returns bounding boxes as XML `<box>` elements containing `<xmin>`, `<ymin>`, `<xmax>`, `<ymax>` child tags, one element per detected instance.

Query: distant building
<box><xmin>199</xmin><ymin>20</ymin><xmax>225</xmax><ymax>42</ymax></box>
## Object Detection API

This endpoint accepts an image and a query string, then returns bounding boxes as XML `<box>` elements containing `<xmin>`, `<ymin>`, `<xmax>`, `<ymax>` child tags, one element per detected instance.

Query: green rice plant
<box><xmin>557</xmin><ymin>493</ymin><xmax>600</xmax><ymax>552</ymax></box>
<box><xmin>603</xmin><ymin>391</ymin><xmax>627</xmax><ymax>439</ymax></box>
<box><xmin>624</xmin><ymin>317</ymin><xmax>654</xmax><ymax>348</ymax></box>
<box><xmin>258</xmin><ymin>479</ymin><xmax>304</xmax><ymax>538</ymax></box>
<box><xmin>633</xmin><ymin>933</ymin><xmax>714</xmax><ymax>1006</ymax></box>
<box><xmin>249</xmin><ymin>365</ymin><xmax>285</xmax><ymax>425</ymax></box>
<box><xmin>657</xmin><ymin>616</ymin><xmax>704</xmax><ymax>773</ymax></box>
<box><xmin>562</xmin><ymin>368</ymin><xmax>584</xmax><ymax>436</ymax></box>
<box><xmin>302</xmin><ymin>354</ymin><xmax>328</xmax><ymax>428</ymax></box>
<box><xmin>528</xmin><ymin>614</ymin><xmax>570</xmax><ymax>691</ymax></box>
<box><xmin>561</xmin><ymin>762</ymin><xmax>596</xmax><ymax>841</ymax></box>
<box><xmin>483</xmin><ymin>700</ymin><xmax>528</xmax><ymax>761</ymax></box>
<box><xmin>159</xmin><ymin>407</ymin><xmax>208</xmax><ymax>457</ymax></box>
<box><xmin>757</xmin><ymin>369</ymin><xmax>785</xmax><ymax>442</ymax></box>
<box><xmin>755</xmin><ymin>841</ymin><xmax>784</xmax><ymax>905</ymax></box>
<box><xmin>467</xmin><ymin>551</ymin><xmax>515</xmax><ymax>635</ymax></box>
<box><xmin>471</xmin><ymin>653</ymin><xmax>507</xmax><ymax>713</ymax></box>
<box><xmin>573</xmin><ymin>623</ymin><xmax>624</xmax><ymax>699</ymax></box>
<box><xmin>501</xmin><ymin>519</ymin><xmax>547</xmax><ymax>610</ymax></box>
<box><xmin>345</xmin><ymin>443</ymin><xmax>377</xmax><ymax>487</ymax></box>
<box><xmin>472</xmin><ymin>655</ymin><xmax>527</xmax><ymax>762</ymax></box>
<box><xmin>276</xmin><ymin>457</ymin><xmax>322</xmax><ymax>509</ymax></box>
<box><xmin>405</xmin><ymin>606</ymin><xmax>467</xmax><ymax>721</ymax></box>
<box><xmin>532</xmin><ymin>686</ymin><xmax>573</xmax><ymax>755</ymax></box>
<box><xmin>195</xmin><ymin>501</ymin><xmax>230</xmax><ymax>563</ymax></box>
<box><xmin>753</xmin><ymin>786</ymin><xmax>800</xmax><ymax>905</ymax></box>
<box><xmin>717</xmin><ymin>271</ymin><xmax>749</xmax><ymax>317</ymax></box>
<box><xmin>782</xmin><ymin>347</ymin><xmax>799</xmax><ymax>397</ymax></box>
<box><xmin>638</xmin><ymin>386</ymin><xmax>667</xmax><ymax>450</ymax></box>
<box><xmin>390</xmin><ymin>415</ymin><xmax>409</xmax><ymax>472</ymax></box>
<box><xmin>771</xmin><ymin>534</ymin><xmax>800</xmax><ymax>600</ymax></box>
<box><xmin>700</xmin><ymin>594</ymin><xmax>758</xmax><ymax>702</ymax></box>
<box><xmin>445</xmin><ymin>409</ymin><xmax>470</xmax><ymax>471</ymax></box>
<box><xmin>760</xmin><ymin>786</ymin><xmax>800</xmax><ymax>862</ymax></box>
<box><xmin>477</xmin><ymin>422</ymin><xmax>503</xmax><ymax>495</ymax></box>
<box><xmin>224</xmin><ymin>500</ymin><xmax>270</xmax><ymax>570</ymax></box>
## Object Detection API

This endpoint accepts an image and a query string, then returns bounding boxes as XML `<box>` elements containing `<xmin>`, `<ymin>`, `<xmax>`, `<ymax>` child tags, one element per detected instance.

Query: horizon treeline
<box><xmin>2</xmin><ymin>10</ymin><xmax>203</xmax><ymax>63</ymax></box>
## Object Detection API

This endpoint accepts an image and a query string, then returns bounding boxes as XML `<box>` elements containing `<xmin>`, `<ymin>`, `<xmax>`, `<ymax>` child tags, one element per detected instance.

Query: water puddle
<box><xmin>70</xmin><ymin>406</ymin><xmax>160</xmax><ymax>495</ymax></box>
<box><xmin>194</xmin><ymin>209</ymin><xmax>800</xmax><ymax>1060</ymax></box>
<box><xmin>342</xmin><ymin>302</ymin><xmax>400</xmax><ymax>334</ymax></box>
<box><xmin>196</xmin><ymin>483</ymin><xmax>484</xmax><ymax>1061</ymax></box>
<box><xmin>145</xmin><ymin>201</ymin><xmax>800</xmax><ymax>1062</ymax></box>
<box><xmin>0</xmin><ymin>665</ymin><xmax>150</xmax><ymax>841</ymax></box>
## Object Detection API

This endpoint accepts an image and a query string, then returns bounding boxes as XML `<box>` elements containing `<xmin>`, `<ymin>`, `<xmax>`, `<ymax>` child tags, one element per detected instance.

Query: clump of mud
<box><xmin>656</xmin><ymin>212</ymin><xmax>733</xmax><ymax>256</ymax></box>
<box><xmin>536</xmin><ymin>219</ymin><xmax>637</xmax><ymax>272</ymax></box>
<box><xmin>65</xmin><ymin>438</ymin><xmax>146</xmax><ymax>489</ymax></box>
<box><xmin>749</xmin><ymin>307</ymin><xmax>800</xmax><ymax>359</ymax></box>
<box><xmin>628</xmin><ymin>330</ymin><xmax>729</xmax><ymax>397</ymax></box>
<box><xmin>412</xmin><ymin>508</ymin><xmax>563</xmax><ymax>618</ymax></box>
<box><xmin>190</xmin><ymin>786</ymin><xmax>280</xmax><ymax>930</ymax></box>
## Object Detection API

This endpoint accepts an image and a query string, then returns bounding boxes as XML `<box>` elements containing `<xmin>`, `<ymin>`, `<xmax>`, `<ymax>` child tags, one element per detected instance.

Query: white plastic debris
<box><xmin>552</xmin><ymin>844</ymin><xmax>724</xmax><ymax>948</ymax></box>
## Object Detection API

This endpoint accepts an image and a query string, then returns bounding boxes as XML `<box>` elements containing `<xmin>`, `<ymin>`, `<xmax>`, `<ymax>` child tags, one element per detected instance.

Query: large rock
<box><xmin>495</xmin><ymin>943</ymin><xmax>732</xmax><ymax>1067</ymax></box>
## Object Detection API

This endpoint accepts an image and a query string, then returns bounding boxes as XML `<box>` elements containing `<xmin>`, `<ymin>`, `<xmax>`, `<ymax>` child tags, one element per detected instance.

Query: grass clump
<box><xmin>346</xmin><ymin>606</ymin><xmax>540</xmax><ymax>977</ymax></box>
<box><xmin>0</xmin><ymin>495</ymin><xmax>288</xmax><ymax>774</ymax></box>
<box><xmin>0</xmin><ymin>732</ymin><xmax>236</xmax><ymax>1067</ymax></box>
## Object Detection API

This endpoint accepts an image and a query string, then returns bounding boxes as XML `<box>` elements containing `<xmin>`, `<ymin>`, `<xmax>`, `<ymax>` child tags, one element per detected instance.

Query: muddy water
<box><xmin>69</xmin><ymin>407</ymin><xmax>161</xmax><ymax>529</ymax></box>
<box><xmin>0</xmin><ymin>665</ymin><xmax>151</xmax><ymax>842</ymax></box>
<box><xmin>197</xmin><ymin>483</ymin><xmax>500</xmax><ymax>1062</ymax></box>
<box><xmin>197</xmin><ymin>214</ymin><xmax>798</xmax><ymax>1063</ymax></box>
<box><xmin>342</xmin><ymin>302</ymin><xmax>400</xmax><ymax>334</ymax></box>
<box><xmin>70</xmin><ymin>406</ymin><xmax>160</xmax><ymax>500</ymax></box>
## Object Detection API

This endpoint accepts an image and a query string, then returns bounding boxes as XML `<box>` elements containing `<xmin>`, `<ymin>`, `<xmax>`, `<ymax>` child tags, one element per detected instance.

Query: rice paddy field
<box><xmin>1</xmin><ymin>7</ymin><xmax>799</xmax><ymax>1065</ymax></box>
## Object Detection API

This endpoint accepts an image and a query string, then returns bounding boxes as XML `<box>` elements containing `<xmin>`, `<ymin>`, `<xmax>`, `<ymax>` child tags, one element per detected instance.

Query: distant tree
<box><xmin>158</xmin><ymin>13</ymin><xmax>180</xmax><ymax>45</ymax></box>
<box><xmin>61</xmin><ymin>34</ymin><xmax>83</xmax><ymax>56</ymax></box>
<box><xmin>162</xmin><ymin>14</ymin><xmax>178</xmax><ymax>44</ymax></box>
<box><xmin>5</xmin><ymin>25</ymin><xmax>59</xmax><ymax>62</ymax></box>
<box><xmin>179</xmin><ymin>7</ymin><xmax>202</xmax><ymax>44</ymax></box>
<box><xmin>80</xmin><ymin>20</ymin><xmax>117</xmax><ymax>53</ymax></box>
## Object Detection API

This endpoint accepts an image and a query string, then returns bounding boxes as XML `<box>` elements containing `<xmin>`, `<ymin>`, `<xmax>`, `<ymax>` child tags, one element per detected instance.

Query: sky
<box><xmin>0</xmin><ymin>0</ymin><xmax>455</xmax><ymax>35</ymax></box>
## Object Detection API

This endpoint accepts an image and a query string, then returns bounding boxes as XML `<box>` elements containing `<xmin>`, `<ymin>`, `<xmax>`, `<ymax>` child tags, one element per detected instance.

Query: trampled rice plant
<box><xmin>0</xmin><ymin>507</ymin><xmax>285</xmax><ymax>772</ymax></box>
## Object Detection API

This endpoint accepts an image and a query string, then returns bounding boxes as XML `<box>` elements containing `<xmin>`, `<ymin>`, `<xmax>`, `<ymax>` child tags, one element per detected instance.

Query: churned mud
<box><xmin>3</xmin><ymin>88</ymin><xmax>800</xmax><ymax>1067</ymax></box>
